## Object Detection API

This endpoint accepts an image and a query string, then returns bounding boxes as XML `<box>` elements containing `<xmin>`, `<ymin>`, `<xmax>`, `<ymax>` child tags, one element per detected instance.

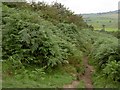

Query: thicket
<box><xmin>89</xmin><ymin>32</ymin><xmax>120</xmax><ymax>84</ymax></box>
<box><xmin>108</xmin><ymin>31</ymin><xmax>120</xmax><ymax>39</ymax></box>
<box><xmin>2</xmin><ymin>2</ymin><xmax>84</xmax><ymax>71</ymax></box>
<box><xmin>3</xmin><ymin>2</ymin><xmax>87</xmax><ymax>29</ymax></box>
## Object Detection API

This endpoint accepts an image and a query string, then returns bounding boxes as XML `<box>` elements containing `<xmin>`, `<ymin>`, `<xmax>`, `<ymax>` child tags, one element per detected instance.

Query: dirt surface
<box><xmin>81</xmin><ymin>56</ymin><xmax>94</xmax><ymax>88</ymax></box>
<box><xmin>63</xmin><ymin>56</ymin><xmax>94</xmax><ymax>89</ymax></box>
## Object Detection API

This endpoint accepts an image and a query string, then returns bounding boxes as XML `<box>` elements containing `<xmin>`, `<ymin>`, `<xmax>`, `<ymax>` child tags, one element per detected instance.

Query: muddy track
<box><xmin>63</xmin><ymin>56</ymin><xmax>94</xmax><ymax>89</ymax></box>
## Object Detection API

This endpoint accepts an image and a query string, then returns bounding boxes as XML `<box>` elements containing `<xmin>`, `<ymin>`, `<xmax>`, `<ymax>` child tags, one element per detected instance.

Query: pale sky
<box><xmin>29</xmin><ymin>0</ymin><xmax>120</xmax><ymax>14</ymax></box>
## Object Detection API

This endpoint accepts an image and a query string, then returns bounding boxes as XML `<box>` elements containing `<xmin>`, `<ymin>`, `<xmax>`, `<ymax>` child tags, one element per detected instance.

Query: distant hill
<box><xmin>82</xmin><ymin>10</ymin><xmax>118</xmax><ymax>31</ymax></box>
<box><xmin>96</xmin><ymin>10</ymin><xmax>120</xmax><ymax>14</ymax></box>
<box><xmin>81</xmin><ymin>10</ymin><xmax>120</xmax><ymax>15</ymax></box>
<box><xmin>108</xmin><ymin>10</ymin><xmax>120</xmax><ymax>13</ymax></box>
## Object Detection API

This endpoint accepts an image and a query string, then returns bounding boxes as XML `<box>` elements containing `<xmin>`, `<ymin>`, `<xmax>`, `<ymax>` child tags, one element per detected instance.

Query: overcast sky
<box><xmin>30</xmin><ymin>0</ymin><xmax>120</xmax><ymax>14</ymax></box>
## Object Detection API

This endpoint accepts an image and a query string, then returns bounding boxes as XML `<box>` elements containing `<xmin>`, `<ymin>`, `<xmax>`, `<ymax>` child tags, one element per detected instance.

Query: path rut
<box><xmin>63</xmin><ymin>56</ymin><xmax>94</xmax><ymax>89</ymax></box>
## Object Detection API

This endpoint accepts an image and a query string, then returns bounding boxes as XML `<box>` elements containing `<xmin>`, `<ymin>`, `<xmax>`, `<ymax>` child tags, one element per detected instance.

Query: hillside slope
<box><xmin>2</xmin><ymin>2</ymin><xmax>120</xmax><ymax>88</ymax></box>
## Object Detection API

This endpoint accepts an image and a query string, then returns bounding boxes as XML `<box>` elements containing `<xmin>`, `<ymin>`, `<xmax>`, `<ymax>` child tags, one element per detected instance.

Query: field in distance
<box><xmin>82</xmin><ymin>10</ymin><xmax>118</xmax><ymax>32</ymax></box>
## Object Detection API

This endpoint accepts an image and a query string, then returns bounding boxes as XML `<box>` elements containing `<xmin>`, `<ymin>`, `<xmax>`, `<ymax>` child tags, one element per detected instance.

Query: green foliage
<box><xmin>77</xmin><ymin>80</ymin><xmax>85</xmax><ymax>88</ymax></box>
<box><xmin>103</xmin><ymin>61</ymin><xmax>120</xmax><ymax>81</ymax></box>
<box><xmin>2</xmin><ymin>4</ymin><xmax>83</xmax><ymax>69</ymax></box>
<box><xmin>108</xmin><ymin>31</ymin><xmax>120</xmax><ymax>39</ymax></box>
<box><xmin>2</xmin><ymin>3</ymin><xmax>88</xmax><ymax>88</ymax></box>
<box><xmin>91</xmin><ymin>37</ymin><xmax>118</xmax><ymax>67</ymax></box>
<box><xmin>92</xmin><ymin>72</ymin><xmax>120</xmax><ymax>88</ymax></box>
<box><xmin>2</xmin><ymin>2</ymin><xmax>120</xmax><ymax>88</ymax></box>
<box><xmin>3</xmin><ymin>62</ymin><xmax>74</xmax><ymax>88</ymax></box>
<box><xmin>89</xmin><ymin>32</ymin><xmax>120</xmax><ymax>86</ymax></box>
<box><xmin>4</xmin><ymin>2</ymin><xmax>87</xmax><ymax>29</ymax></box>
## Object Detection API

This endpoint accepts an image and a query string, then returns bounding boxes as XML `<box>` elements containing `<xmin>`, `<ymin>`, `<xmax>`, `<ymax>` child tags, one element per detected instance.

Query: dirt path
<box><xmin>63</xmin><ymin>56</ymin><xmax>94</xmax><ymax>89</ymax></box>
<box><xmin>81</xmin><ymin>56</ymin><xmax>94</xmax><ymax>88</ymax></box>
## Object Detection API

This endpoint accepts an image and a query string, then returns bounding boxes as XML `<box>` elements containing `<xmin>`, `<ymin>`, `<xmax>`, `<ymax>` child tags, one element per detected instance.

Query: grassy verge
<box><xmin>3</xmin><ymin>71</ymin><xmax>74</xmax><ymax>88</ymax></box>
<box><xmin>2</xmin><ymin>61</ymin><xmax>78</xmax><ymax>88</ymax></box>
<box><xmin>88</xmin><ymin>57</ymin><xmax>120</xmax><ymax>88</ymax></box>
<box><xmin>2</xmin><ymin>53</ymin><xmax>86</xmax><ymax>88</ymax></box>
<box><xmin>92</xmin><ymin>72</ymin><xmax>120</xmax><ymax>88</ymax></box>
<box><xmin>77</xmin><ymin>80</ymin><xmax>85</xmax><ymax>88</ymax></box>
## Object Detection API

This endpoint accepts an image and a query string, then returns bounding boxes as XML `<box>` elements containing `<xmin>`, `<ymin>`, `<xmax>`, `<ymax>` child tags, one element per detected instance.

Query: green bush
<box><xmin>103</xmin><ymin>61</ymin><xmax>120</xmax><ymax>81</ymax></box>
<box><xmin>2</xmin><ymin>4</ymin><xmax>83</xmax><ymax>69</ymax></box>
<box><xmin>89</xmin><ymin>32</ymin><xmax>120</xmax><ymax>84</ymax></box>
